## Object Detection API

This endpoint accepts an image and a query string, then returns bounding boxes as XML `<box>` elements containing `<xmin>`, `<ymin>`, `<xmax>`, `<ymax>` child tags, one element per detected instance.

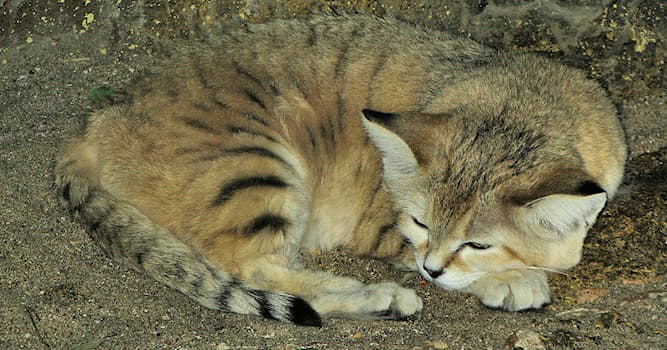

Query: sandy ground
<box><xmin>1</xmin><ymin>1</ymin><xmax>665</xmax><ymax>349</ymax></box>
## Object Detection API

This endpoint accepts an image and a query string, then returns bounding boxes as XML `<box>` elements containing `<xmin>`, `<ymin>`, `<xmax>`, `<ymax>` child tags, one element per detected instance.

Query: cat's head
<box><xmin>361</xmin><ymin>109</ymin><xmax>608</xmax><ymax>290</ymax></box>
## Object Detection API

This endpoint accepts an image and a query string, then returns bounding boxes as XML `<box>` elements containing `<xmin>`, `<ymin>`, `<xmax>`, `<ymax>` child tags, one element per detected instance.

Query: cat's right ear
<box><xmin>361</xmin><ymin>109</ymin><xmax>418</xmax><ymax>184</ymax></box>
<box><xmin>520</xmin><ymin>192</ymin><xmax>607</xmax><ymax>239</ymax></box>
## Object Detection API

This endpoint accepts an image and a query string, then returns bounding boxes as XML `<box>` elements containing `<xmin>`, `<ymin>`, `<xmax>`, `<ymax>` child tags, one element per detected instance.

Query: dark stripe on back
<box><xmin>192</xmin><ymin>102</ymin><xmax>211</xmax><ymax>112</ymax></box>
<box><xmin>226</xmin><ymin>125</ymin><xmax>278</xmax><ymax>143</ymax></box>
<box><xmin>192</xmin><ymin>58</ymin><xmax>230</xmax><ymax>109</ymax></box>
<box><xmin>333</xmin><ymin>26</ymin><xmax>364</xmax><ymax>78</ymax></box>
<box><xmin>233</xmin><ymin>59</ymin><xmax>264</xmax><ymax>88</ymax></box>
<box><xmin>244</xmin><ymin>89</ymin><xmax>267</xmax><ymax>110</ymax></box>
<box><xmin>212</xmin><ymin>175</ymin><xmax>288</xmax><ymax>206</ymax></box>
<box><xmin>181</xmin><ymin>117</ymin><xmax>217</xmax><ymax>133</ymax></box>
<box><xmin>194</xmin><ymin>60</ymin><xmax>217</xmax><ymax>92</ymax></box>
<box><xmin>212</xmin><ymin>96</ymin><xmax>230</xmax><ymax>109</ymax></box>
<box><xmin>269</xmin><ymin>82</ymin><xmax>281</xmax><ymax>96</ymax></box>
<box><xmin>175</xmin><ymin>147</ymin><xmax>200</xmax><ymax>156</ymax></box>
<box><xmin>201</xmin><ymin>147</ymin><xmax>289</xmax><ymax>168</ymax></box>
<box><xmin>368</xmin><ymin>50</ymin><xmax>390</xmax><ymax>104</ymax></box>
<box><xmin>242</xmin><ymin>112</ymin><xmax>270</xmax><ymax>127</ymax></box>
<box><xmin>243</xmin><ymin>213</ymin><xmax>290</xmax><ymax>236</ymax></box>
<box><xmin>307</xmin><ymin>24</ymin><xmax>318</xmax><ymax>46</ymax></box>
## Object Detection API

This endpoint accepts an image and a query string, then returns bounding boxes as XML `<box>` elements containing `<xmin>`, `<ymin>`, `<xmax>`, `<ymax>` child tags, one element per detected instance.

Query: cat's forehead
<box><xmin>416</xmin><ymin>176</ymin><xmax>479</xmax><ymax>230</ymax></box>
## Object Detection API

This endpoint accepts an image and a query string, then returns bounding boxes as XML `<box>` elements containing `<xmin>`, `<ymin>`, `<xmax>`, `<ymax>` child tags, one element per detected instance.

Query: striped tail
<box><xmin>54</xmin><ymin>136</ymin><xmax>321</xmax><ymax>327</ymax></box>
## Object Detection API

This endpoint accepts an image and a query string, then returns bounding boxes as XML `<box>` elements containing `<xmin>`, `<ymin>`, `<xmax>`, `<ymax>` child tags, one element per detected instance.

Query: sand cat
<box><xmin>55</xmin><ymin>15</ymin><xmax>626</xmax><ymax>326</ymax></box>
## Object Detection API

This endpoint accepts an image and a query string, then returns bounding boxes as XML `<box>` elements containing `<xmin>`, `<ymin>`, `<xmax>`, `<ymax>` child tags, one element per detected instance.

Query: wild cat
<box><xmin>55</xmin><ymin>14</ymin><xmax>626</xmax><ymax>326</ymax></box>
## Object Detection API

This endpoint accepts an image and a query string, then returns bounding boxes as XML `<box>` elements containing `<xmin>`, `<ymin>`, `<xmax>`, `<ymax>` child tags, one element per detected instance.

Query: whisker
<box><xmin>509</xmin><ymin>266</ymin><xmax>570</xmax><ymax>276</ymax></box>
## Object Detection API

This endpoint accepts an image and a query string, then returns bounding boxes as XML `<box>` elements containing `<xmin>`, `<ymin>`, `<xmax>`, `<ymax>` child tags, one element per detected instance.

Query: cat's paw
<box><xmin>465</xmin><ymin>270</ymin><xmax>551</xmax><ymax>311</ymax></box>
<box><xmin>364</xmin><ymin>282</ymin><xmax>423</xmax><ymax>320</ymax></box>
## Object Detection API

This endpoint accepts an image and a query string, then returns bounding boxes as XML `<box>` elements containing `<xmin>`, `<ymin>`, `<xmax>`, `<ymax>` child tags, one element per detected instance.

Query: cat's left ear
<box><xmin>520</xmin><ymin>190</ymin><xmax>607</xmax><ymax>240</ymax></box>
<box><xmin>361</xmin><ymin>109</ymin><xmax>418</xmax><ymax>185</ymax></box>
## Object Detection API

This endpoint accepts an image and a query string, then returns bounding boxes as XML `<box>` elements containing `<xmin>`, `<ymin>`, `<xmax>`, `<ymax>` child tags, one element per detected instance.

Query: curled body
<box><xmin>55</xmin><ymin>15</ymin><xmax>626</xmax><ymax>326</ymax></box>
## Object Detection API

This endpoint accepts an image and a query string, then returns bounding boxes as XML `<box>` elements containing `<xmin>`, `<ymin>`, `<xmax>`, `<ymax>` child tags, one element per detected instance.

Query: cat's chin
<box><xmin>414</xmin><ymin>259</ymin><xmax>479</xmax><ymax>290</ymax></box>
<box><xmin>431</xmin><ymin>278</ymin><xmax>475</xmax><ymax>291</ymax></box>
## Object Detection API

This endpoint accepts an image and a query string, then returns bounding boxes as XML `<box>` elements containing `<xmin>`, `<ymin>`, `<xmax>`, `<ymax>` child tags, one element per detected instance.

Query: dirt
<box><xmin>0</xmin><ymin>1</ymin><xmax>665</xmax><ymax>349</ymax></box>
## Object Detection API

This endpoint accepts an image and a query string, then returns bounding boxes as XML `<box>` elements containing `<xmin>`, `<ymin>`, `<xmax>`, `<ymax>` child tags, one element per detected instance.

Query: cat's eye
<box><xmin>411</xmin><ymin>216</ymin><xmax>429</xmax><ymax>230</ymax></box>
<box><xmin>465</xmin><ymin>242</ymin><xmax>492</xmax><ymax>250</ymax></box>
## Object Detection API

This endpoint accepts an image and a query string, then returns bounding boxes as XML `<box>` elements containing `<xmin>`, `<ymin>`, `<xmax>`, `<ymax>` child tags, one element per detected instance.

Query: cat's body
<box><xmin>55</xmin><ymin>15</ymin><xmax>626</xmax><ymax>326</ymax></box>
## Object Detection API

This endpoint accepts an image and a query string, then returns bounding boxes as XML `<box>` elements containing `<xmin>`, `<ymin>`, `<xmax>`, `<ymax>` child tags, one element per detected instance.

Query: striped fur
<box><xmin>55</xmin><ymin>14</ymin><xmax>626</xmax><ymax>324</ymax></box>
<box><xmin>55</xmin><ymin>142</ymin><xmax>320</xmax><ymax>326</ymax></box>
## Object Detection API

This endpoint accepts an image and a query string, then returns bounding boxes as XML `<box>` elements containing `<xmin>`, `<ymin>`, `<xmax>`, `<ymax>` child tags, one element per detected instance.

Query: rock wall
<box><xmin>1</xmin><ymin>0</ymin><xmax>664</xmax><ymax>155</ymax></box>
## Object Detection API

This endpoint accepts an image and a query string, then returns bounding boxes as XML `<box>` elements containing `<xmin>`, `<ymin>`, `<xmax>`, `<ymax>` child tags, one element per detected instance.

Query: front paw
<box><xmin>365</xmin><ymin>282</ymin><xmax>423</xmax><ymax>320</ymax></box>
<box><xmin>465</xmin><ymin>270</ymin><xmax>551</xmax><ymax>311</ymax></box>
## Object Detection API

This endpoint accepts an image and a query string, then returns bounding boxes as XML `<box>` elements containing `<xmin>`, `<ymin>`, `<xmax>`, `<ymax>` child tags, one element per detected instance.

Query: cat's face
<box><xmin>393</xmin><ymin>181</ymin><xmax>602</xmax><ymax>290</ymax></box>
<box><xmin>361</xmin><ymin>110</ymin><xmax>607</xmax><ymax>290</ymax></box>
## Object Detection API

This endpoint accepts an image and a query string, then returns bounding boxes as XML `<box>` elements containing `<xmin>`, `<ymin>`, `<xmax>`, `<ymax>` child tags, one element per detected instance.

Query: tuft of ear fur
<box><xmin>361</xmin><ymin>110</ymin><xmax>418</xmax><ymax>184</ymax></box>
<box><xmin>521</xmin><ymin>192</ymin><xmax>607</xmax><ymax>239</ymax></box>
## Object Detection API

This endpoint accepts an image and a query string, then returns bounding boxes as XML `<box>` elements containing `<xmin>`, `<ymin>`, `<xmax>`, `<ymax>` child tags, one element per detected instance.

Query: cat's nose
<box><xmin>423</xmin><ymin>266</ymin><xmax>443</xmax><ymax>279</ymax></box>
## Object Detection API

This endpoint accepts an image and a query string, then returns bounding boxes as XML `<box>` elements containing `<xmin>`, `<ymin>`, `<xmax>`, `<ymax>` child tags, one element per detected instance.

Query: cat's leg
<box><xmin>239</xmin><ymin>254</ymin><xmax>423</xmax><ymax>320</ymax></box>
<box><xmin>464</xmin><ymin>269</ymin><xmax>551</xmax><ymax>311</ymax></box>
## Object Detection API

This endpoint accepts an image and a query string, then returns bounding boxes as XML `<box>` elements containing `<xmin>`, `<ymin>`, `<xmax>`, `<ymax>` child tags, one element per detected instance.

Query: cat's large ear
<box><xmin>519</xmin><ymin>191</ymin><xmax>607</xmax><ymax>240</ymax></box>
<box><xmin>361</xmin><ymin>109</ymin><xmax>418</xmax><ymax>185</ymax></box>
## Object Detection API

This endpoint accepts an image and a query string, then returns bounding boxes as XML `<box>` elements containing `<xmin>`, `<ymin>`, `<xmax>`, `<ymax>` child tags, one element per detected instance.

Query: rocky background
<box><xmin>1</xmin><ymin>1</ymin><xmax>665</xmax><ymax>349</ymax></box>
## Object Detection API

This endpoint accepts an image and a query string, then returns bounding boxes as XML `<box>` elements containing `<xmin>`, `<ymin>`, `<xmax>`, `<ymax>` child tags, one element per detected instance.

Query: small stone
<box><xmin>555</xmin><ymin>307</ymin><xmax>605</xmax><ymax>320</ymax></box>
<box><xmin>576</xmin><ymin>288</ymin><xmax>608</xmax><ymax>303</ymax></box>
<box><xmin>350</xmin><ymin>331</ymin><xmax>364</xmax><ymax>339</ymax></box>
<box><xmin>503</xmin><ymin>329</ymin><xmax>546</xmax><ymax>350</ymax></box>
<box><xmin>596</xmin><ymin>310</ymin><xmax>621</xmax><ymax>329</ymax></box>
<box><xmin>306</xmin><ymin>248</ymin><xmax>322</xmax><ymax>256</ymax></box>
<box><xmin>647</xmin><ymin>290</ymin><xmax>667</xmax><ymax>305</ymax></box>
<box><xmin>425</xmin><ymin>340</ymin><xmax>448</xmax><ymax>349</ymax></box>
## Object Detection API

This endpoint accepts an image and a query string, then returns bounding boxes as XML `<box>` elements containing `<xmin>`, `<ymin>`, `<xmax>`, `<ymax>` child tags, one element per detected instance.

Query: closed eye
<box><xmin>411</xmin><ymin>216</ymin><xmax>429</xmax><ymax>230</ymax></box>
<box><xmin>464</xmin><ymin>242</ymin><xmax>492</xmax><ymax>250</ymax></box>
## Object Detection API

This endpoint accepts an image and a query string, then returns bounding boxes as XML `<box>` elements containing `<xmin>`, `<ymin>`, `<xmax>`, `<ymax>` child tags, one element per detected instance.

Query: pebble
<box><xmin>503</xmin><ymin>329</ymin><xmax>546</xmax><ymax>350</ymax></box>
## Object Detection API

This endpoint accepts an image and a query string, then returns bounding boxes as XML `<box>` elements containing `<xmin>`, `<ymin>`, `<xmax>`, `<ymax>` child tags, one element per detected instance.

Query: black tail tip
<box><xmin>62</xmin><ymin>183</ymin><xmax>71</xmax><ymax>202</ymax></box>
<box><xmin>290</xmin><ymin>297</ymin><xmax>322</xmax><ymax>327</ymax></box>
